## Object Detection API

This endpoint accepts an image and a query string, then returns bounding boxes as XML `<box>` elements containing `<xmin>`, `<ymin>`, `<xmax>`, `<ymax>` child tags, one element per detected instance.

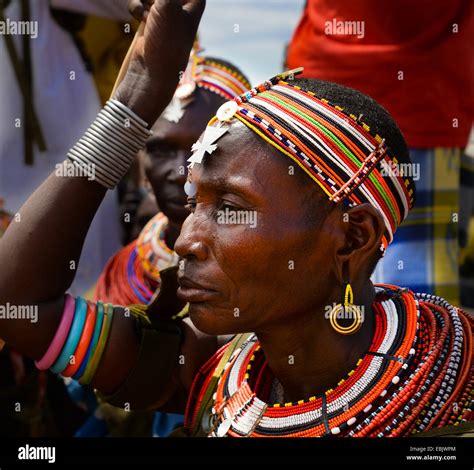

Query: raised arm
<box><xmin>0</xmin><ymin>0</ymin><xmax>206</xmax><ymax>398</ymax></box>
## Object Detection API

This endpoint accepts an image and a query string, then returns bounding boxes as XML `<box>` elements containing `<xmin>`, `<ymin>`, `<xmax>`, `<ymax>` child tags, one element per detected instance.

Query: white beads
<box><xmin>216</xmin><ymin>418</ymin><xmax>233</xmax><ymax>437</ymax></box>
<box><xmin>184</xmin><ymin>180</ymin><xmax>197</xmax><ymax>197</ymax></box>
<box><xmin>216</xmin><ymin>100</ymin><xmax>239</xmax><ymax>122</ymax></box>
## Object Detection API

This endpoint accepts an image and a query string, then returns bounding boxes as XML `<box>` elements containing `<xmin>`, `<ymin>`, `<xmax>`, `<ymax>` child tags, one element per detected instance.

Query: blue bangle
<box><xmin>72</xmin><ymin>301</ymin><xmax>105</xmax><ymax>380</ymax></box>
<box><xmin>51</xmin><ymin>297</ymin><xmax>88</xmax><ymax>374</ymax></box>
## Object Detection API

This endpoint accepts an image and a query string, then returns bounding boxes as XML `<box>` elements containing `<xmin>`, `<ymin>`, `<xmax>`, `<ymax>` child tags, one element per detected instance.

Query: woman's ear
<box><xmin>333</xmin><ymin>203</ymin><xmax>385</xmax><ymax>279</ymax></box>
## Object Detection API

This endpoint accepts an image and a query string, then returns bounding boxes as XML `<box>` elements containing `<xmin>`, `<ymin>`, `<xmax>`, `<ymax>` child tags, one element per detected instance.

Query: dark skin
<box><xmin>0</xmin><ymin>0</ymin><xmax>387</xmax><ymax>409</ymax></box>
<box><xmin>143</xmin><ymin>88</ymin><xmax>225</xmax><ymax>248</ymax></box>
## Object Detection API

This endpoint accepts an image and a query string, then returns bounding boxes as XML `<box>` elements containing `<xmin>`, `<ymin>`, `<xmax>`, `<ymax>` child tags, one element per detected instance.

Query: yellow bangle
<box><xmin>79</xmin><ymin>303</ymin><xmax>114</xmax><ymax>385</ymax></box>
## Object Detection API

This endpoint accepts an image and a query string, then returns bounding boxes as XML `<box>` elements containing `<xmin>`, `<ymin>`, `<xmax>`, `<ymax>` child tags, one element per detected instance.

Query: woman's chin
<box><xmin>188</xmin><ymin>303</ymin><xmax>244</xmax><ymax>336</ymax></box>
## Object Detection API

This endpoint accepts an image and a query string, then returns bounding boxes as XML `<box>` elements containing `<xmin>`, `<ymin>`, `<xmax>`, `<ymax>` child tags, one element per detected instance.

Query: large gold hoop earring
<box><xmin>329</xmin><ymin>284</ymin><xmax>363</xmax><ymax>335</ymax></box>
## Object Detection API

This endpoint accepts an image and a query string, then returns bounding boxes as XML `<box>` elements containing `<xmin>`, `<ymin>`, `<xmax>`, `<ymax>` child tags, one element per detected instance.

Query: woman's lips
<box><xmin>177</xmin><ymin>276</ymin><xmax>220</xmax><ymax>303</ymax></box>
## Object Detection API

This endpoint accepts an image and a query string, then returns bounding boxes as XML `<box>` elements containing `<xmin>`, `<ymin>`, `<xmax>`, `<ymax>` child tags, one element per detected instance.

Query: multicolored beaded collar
<box><xmin>135</xmin><ymin>212</ymin><xmax>179</xmax><ymax>282</ymax></box>
<box><xmin>94</xmin><ymin>213</ymin><xmax>179</xmax><ymax>305</ymax></box>
<box><xmin>185</xmin><ymin>288</ymin><xmax>473</xmax><ymax>437</ymax></box>
<box><xmin>187</xmin><ymin>69</ymin><xmax>415</xmax><ymax>252</ymax></box>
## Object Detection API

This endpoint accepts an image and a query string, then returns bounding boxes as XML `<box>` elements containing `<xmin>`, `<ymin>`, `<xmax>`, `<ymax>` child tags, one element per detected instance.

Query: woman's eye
<box><xmin>184</xmin><ymin>199</ymin><xmax>246</xmax><ymax>217</ymax></box>
<box><xmin>220</xmin><ymin>203</ymin><xmax>239</xmax><ymax>212</ymax></box>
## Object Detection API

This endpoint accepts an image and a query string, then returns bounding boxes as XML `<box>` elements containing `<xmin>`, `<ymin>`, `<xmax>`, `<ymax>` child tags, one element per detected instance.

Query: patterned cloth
<box><xmin>373</xmin><ymin>148</ymin><xmax>461</xmax><ymax>305</ymax></box>
<box><xmin>460</xmin><ymin>128</ymin><xmax>474</xmax><ymax>307</ymax></box>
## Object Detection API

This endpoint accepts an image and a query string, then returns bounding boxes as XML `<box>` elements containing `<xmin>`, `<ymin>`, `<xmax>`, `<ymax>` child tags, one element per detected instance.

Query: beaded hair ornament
<box><xmin>185</xmin><ymin>68</ymin><xmax>415</xmax><ymax>253</ymax></box>
<box><xmin>163</xmin><ymin>41</ymin><xmax>251</xmax><ymax>124</ymax></box>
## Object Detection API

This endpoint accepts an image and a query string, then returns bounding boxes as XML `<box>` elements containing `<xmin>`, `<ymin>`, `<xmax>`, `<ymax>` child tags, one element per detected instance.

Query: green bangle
<box><xmin>73</xmin><ymin>301</ymin><xmax>105</xmax><ymax>380</ymax></box>
<box><xmin>79</xmin><ymin>303</ymin><xmax>114</xmax><ymax>385</ymax></box>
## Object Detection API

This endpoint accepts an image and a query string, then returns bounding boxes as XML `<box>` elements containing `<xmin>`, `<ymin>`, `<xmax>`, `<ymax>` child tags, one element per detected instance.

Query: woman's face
<box><xmin>174</xmin><ymin>121</ymin><xmax>342</xmax><ymax>336</ymax></box>
<box><xmin>143</xmin><ymin>88</ymin><xmax>225</xmax><ymax>227</ymax></box>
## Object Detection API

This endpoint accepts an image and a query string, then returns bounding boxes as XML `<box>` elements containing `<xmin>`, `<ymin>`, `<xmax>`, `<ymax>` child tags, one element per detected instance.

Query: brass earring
<box><xmin>329</xmin><ymin>283</ymin><xmax>363</xmax><ymax>335</ymax></box>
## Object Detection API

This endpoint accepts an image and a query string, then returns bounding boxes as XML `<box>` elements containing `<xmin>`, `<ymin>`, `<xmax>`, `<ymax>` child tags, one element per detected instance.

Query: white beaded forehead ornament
<box><xmin>184</xmin><ymin>122</ymin><xmax>229</xmax><ymax>197</ymax></box>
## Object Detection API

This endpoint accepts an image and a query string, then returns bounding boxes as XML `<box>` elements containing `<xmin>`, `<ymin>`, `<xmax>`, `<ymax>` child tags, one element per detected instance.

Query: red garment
<box><xmin>287</xmin><ymin>0</ymin><xmax>473</xmax><ymax>148</ymax></box>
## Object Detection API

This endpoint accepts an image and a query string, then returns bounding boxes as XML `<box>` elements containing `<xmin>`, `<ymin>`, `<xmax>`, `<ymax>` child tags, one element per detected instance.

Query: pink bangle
<box><xmin>35</xmin><ymin>294</ymin><xmax>76</xmax><ymax>370</ymax></box>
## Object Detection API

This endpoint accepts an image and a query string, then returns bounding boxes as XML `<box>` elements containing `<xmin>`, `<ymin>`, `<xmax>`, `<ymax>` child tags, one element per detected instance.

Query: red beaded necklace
<box><xmin>185</xmin><ymin>287</ymin><xmax>473</xmax><ymax>437</ymax></box>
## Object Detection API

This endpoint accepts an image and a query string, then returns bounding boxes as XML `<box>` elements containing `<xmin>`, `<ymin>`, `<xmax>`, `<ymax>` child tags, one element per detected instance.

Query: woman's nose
<box><xmin>174</xmin><ymin>213</ymin><xmax>210</xmax><ymax>261</ymax></box>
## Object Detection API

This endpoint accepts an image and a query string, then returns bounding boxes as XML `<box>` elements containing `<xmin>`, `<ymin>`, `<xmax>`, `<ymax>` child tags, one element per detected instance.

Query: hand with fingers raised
<box><xmin>117</xmin><ymin>0</ymin><xmax>206</xmax><ymax>125</ymax></box>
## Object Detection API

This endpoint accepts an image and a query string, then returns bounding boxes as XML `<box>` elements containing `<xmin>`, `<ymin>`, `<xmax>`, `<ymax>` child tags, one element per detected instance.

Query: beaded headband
<box><xmin>163</xmin><ymin>45</ymin><xmax>250</xmax><ymax>123</ymax></box>
<box><xmin>187</xmin><ymin>68</ymin><xmax>415</xmax><ymax>252</ymax></box>
<box><xmin>196</xmin><ymin>59</ymin><xmax>251</xmax><ymax>100</ymax></box>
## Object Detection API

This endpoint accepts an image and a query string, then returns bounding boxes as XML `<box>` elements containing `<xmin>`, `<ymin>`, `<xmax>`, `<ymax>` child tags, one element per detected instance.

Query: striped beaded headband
<box><xmin>196</xmin><ymin>59</ymin><xmax>251</xmax><ymax>100</ymax></box>
<box><xmin>191</xmin><ymin>69</ymin><xmax>415</xmax><ymax>251</ymax></box>
<box><xmin>164</xmin><ymin>51</ymin><xmax>250</xmax><ymax>123</ymax></box>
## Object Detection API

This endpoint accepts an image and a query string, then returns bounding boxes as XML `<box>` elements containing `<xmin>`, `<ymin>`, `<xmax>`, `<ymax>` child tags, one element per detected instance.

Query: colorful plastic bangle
<box><xmin>79</xmin><ymin>303</ymin><xmax>114</xmax><ymax>385</ymax></box>
<box><xmin>62</xmin><ymin>301</ymin><xmax>97</xmax><ymax>377</ymax></box>
<box><xmin>50</xmin><ymin>297</ymin><xmax>88</xmax><ymax>374</ymax></box>
<box><xmin>73</xmin><ymin>301</ymin><xmax>105</xmax><ymax>380</ymax></box>
<box><xmin>35</xmin><ymin>295</ymin><xmax>76</xmax><ymax>370</ymax></box>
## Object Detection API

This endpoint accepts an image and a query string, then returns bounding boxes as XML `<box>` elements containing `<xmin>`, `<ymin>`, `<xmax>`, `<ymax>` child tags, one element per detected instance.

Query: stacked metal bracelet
<box><xmin>67</xmin><ymin>100</ymin><xmax>152</xmax><ymax>189</ymax></box>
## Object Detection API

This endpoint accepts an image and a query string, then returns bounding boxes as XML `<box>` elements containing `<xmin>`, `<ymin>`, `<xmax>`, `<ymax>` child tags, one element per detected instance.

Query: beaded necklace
<box><xmin>95</xmin><ymin>213</ymin><xmax>179</xmax><ymax>305</ymax></box>
<box><xmin>135</xmin><ymin>212</ymin><xmax>179</xmax><ymax>282</ymax></box>
<box><xmin>185</xmin><ymin>287</ymin><xmax>473</xmax><ymax>437</ymax></box>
